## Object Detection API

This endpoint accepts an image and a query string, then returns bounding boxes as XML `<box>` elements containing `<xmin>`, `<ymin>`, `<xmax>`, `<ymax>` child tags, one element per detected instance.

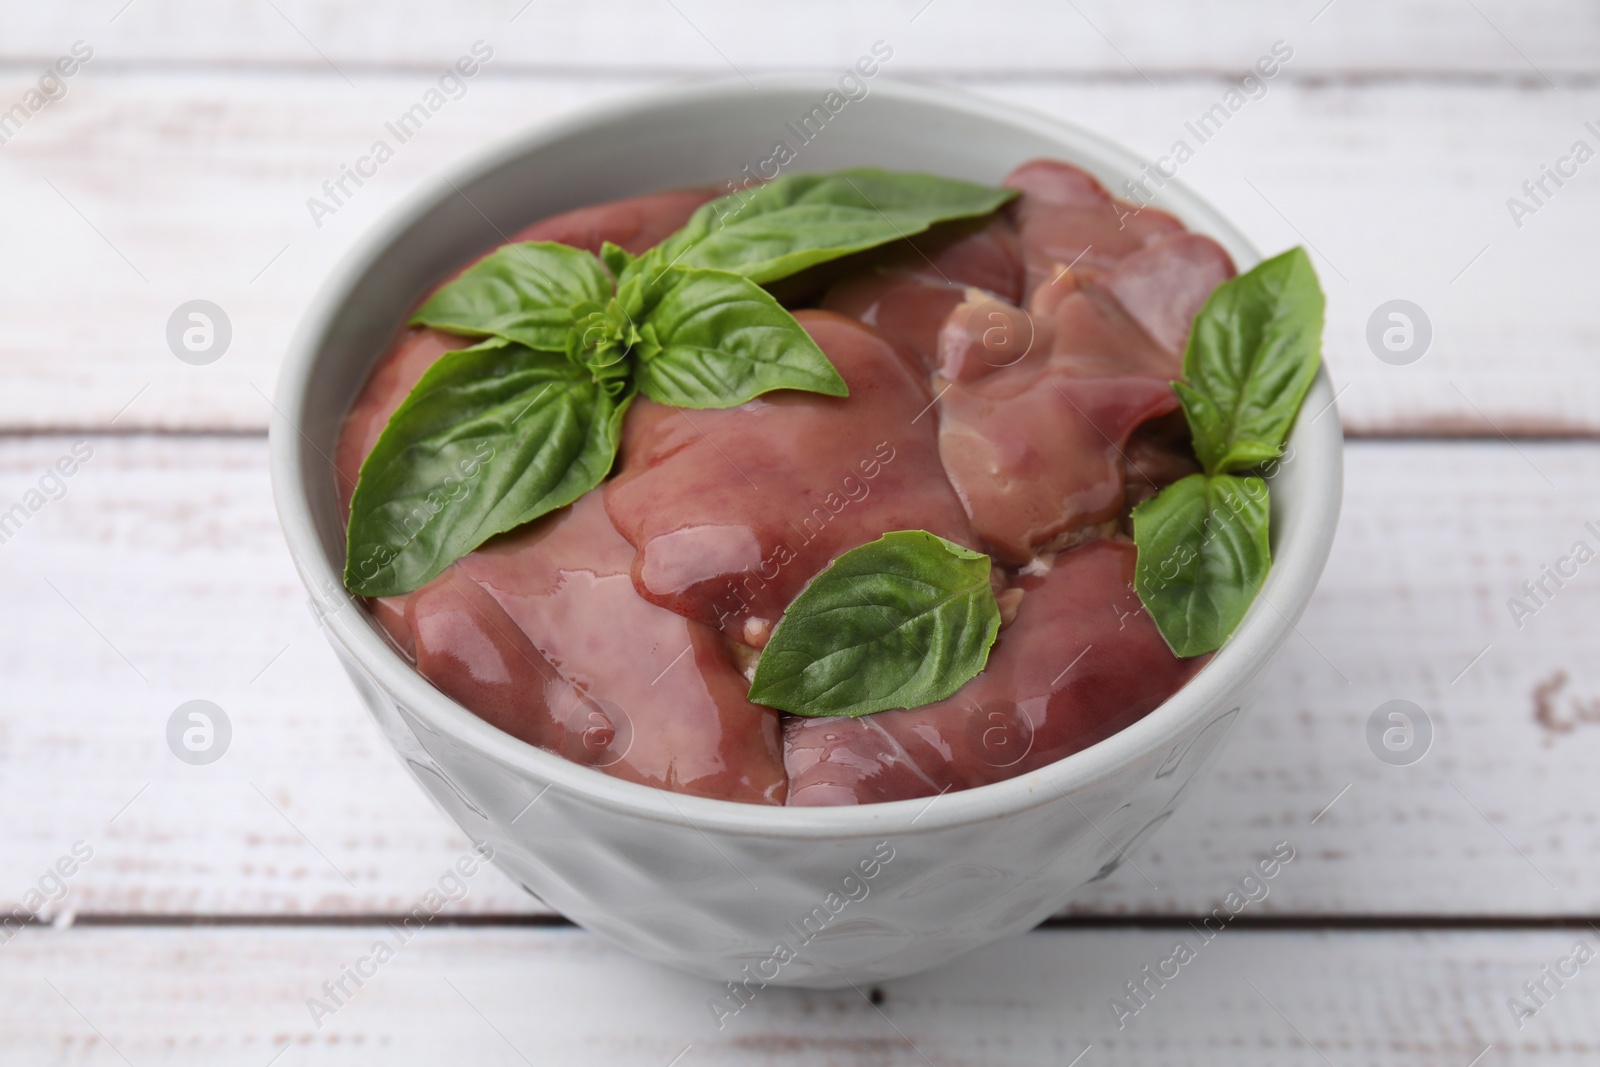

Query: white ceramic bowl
<box><xmin>269</xmin><ymin>75</ymin><xmax>1343</xmax><ymax>988</ymax></box>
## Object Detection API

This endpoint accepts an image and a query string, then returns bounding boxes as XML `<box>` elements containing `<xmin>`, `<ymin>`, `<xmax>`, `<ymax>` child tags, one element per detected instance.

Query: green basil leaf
<box><xmin>1178</xmin><ymin>246</ymin><xmax>1325</xmax><ymax>474</ymax></box>
<box><xmin>633</xmin><ymin>268</ymin><xmax>847</xmax><ymax>408</ymax></box>
<box><xmin>748</xmin><ymin>531</ymin><xmax>1001</xmax><ymax>718</ymax></box>
<box><xmin>345</xmin><ymin>342</ymin><xmax>630</xmax><ymax>596</ymax></box>
<box><xmin>410</xmin><ymin>242</ymin><xmax>613</xmax><ymax>351</ymax></box>
<box><xmin>1132</xmin><ymin>473</ymin><xmax>1271</xmax><ymax>658</ymax></box>
<box><xmin>632</xmin><ymin>169</ymin><xmax>1017</xmax><ymax>285</ymax></box>
<box><xmin>599</xmin><ymin>241</ymin><xmax>635</xmax><ymax>280</ymax></box>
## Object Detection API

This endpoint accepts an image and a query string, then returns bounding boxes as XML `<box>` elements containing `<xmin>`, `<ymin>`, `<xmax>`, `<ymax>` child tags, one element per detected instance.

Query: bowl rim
<box><xmin>270</xmin><ymin>73</ymin><xmax>1344</xmax><ymax>840</ymax></box>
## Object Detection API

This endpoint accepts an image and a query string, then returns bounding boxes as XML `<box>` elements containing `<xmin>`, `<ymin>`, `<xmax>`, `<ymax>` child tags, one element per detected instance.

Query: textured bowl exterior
<box><xmin>271</xmin><ymin>76</ymin><xmax>1344</xmax><ymax>988</ymax></box>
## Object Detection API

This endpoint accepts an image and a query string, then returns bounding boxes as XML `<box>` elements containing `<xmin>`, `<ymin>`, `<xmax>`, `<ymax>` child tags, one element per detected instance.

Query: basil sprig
<box><xmin>1132</xmin><ymin>247</ymin><xmax>1324</xmax><ymax>657</ymax></box>
<box><xmin>748</xmin><ymin>532</ymin><xmax>1001</xmax><ymax>718</ymax></box>
<box><xmin>344</xmin><ymin>169</ymin><xmax>1016</xmax><ymax>596</ymax></box>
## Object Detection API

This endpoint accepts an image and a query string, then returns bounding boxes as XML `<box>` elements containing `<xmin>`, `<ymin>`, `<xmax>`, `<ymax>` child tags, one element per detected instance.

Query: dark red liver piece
<box><xmin>937</xmin><ymin>368</ymin><xmax>1181</xmax><ymax>564</ymax></box>
<box><xmin>933</xmin><ymin>295</ymin><xmax>1040</xmax><ymax>383</ymax></box>
<box><xmin>819</xmin><ymin>214</ymin><xmax>1024</xmax><ymax>365</ymax></box>
<box><xmin>349</xmin><ymin>414</ymin><xmax>788</xmax><ymax>803</ymax></box>
<box><xmin>407</xmin><ymin>564</ymin><xmax>608</xmax><ymax>766</ymax></box>
<box><xmin>604</xmin><ymin>310</ymin><xmax>977</xmax><ymax>645</ymax></box>
<box><xmin>1098</xmin><ymin>232</ymin><xmax>1237</xmax><ymax>357</ymax></box>
<box><xmin>1003</xmin><ymin>159</ymin><xmax>1184</xmax><ymax>297</ymax></box>
<box><xmin>784</xmin><ymin>540</ymin><xmax>1208</xmax><ymax>806</ymax></box>
<box><xmin>935</xmin><ymin>285</ymin><xmax>1175</xmax><ymax>385</ymax></box>
<box><xmin>448</xmin><ymin>492</ymin><xmax>788</xmax><ymax>804</ymax></box>
<box><xmin>926</xmin><ymin>164</ymin><xmax>1234</xmax><ymax>563</ymax></box>
<box><xmin>1044</xmin><ymin>286</ymin><xmax>1184</xmax><ymax>382</ymax></box>
<box><xmin>509</xmin><ymin>187</ymin><xmax>717</xmax><ymax>257</ymax></box>
<box><xmin>936</xmin><ymin>168</ymin><xmax>1233</xmax><ymax>386</ymax></box>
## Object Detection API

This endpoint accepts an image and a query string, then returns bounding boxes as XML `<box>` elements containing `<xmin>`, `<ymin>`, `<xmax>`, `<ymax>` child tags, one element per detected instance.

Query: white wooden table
<box><xmin>3</xmin><ymin>2</ymin><xmax>1598</xmax><ymax>1063</ymax></box>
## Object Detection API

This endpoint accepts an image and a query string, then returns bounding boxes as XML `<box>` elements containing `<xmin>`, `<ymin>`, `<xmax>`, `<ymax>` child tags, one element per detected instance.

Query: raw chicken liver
<box><xmin>920</xmin><ymin>161</ymin><xmax>1234</xmax><ymax>563</ymax></box>
<box><xmin>338</xmin><ymin>162</ymin><xmax>1233</xmax><ymax>806</ymax></box>
<box><xmin>784</xmin><ymin>541</ymin><xmax>1207</xmax><ymax>805</ymax></box>
<box><xmin>936</xmin><ymin>369</ymin><xmax>1182</xmax><ymax>564</ymax></box>
<box><xmin>453</xmin><ymin>493</ymin><xmax>787</xmax><ymax>804</ymax></box>
<box><xmin>1003</xmin><ymin>158</ymin><xmax>1184</xmax><ymax>295</ymax></box>
<box><xmin>508</xmin><ymin>187</ymin><xmax>716</xmax><ymax>257</ymax></box>
<box><xmin>401</xmin><ymin>494</ymin><xmax>787</xmax><ymax>804</ymax></box>
<box><xmin>819</xmin><ymin>214</ymin><xmax>1024</xmax><ymax>364</ymax></box>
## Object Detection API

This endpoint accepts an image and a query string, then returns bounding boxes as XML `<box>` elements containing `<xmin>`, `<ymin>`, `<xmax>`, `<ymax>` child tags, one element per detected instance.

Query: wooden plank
<box><xmin>1</xmin><ymin>435</ymin><xmax>1597</xmax><ymax>918</ymax></box>
<box><xmin>2</xmin><ymin>0</ymin><xmax>1595</xmax><ymax>76</ymax></box>
<box><xmin>0</xmin><ymin>72</ymin><xmax>1593</xmax><ymax>435</ymax></box>
<box><xmin>2</xmin><ymin>926</ymin><xmax>1594</xmax><ymax>1064</ymax></box>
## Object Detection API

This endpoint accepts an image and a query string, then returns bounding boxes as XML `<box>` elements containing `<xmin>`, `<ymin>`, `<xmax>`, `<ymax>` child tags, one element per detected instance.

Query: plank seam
<box><xmin>17</xmin><ymin>914</ymin><xmax>1600</xmax><ymax>930</ymax></box>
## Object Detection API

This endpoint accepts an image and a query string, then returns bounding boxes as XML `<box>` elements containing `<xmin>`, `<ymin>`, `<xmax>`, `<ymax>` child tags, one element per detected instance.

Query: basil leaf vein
<box><xmin>345</xmin><ymin>342</ymin><xmax>630</xmax><ymax>596</ymax></box>
<box><xmin>748</xmin><ymin>531</ymin><xmax>1001</xmax><ymax>718</ymax></box>
<box><xmin>633</xmin><ymin>268</ymin><xmax>848</xmax><ymax>408</ymax></box>
<box><xmin>410</xmin><ymin>242</ymin><xmax>613</xmax><ymax>351</ymax></box>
